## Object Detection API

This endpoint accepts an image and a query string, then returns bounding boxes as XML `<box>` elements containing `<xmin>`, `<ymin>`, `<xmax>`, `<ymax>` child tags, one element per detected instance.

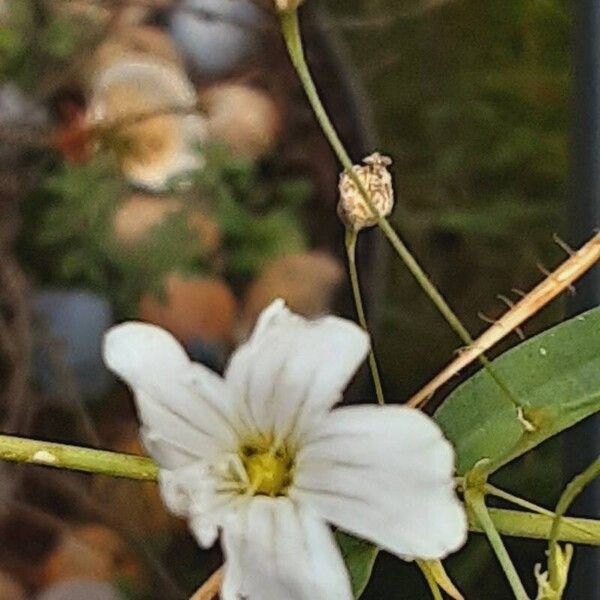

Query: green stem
<box><xmin>548</xmin><ymin>456</ymin><xmax>600</xmax><ymax>589</ymax></box>
<box><xmin>473</xmin><ymin>508</ymin><xmax>600</xmax><ymax>546</ymax></box>
<box><xmin>485</xmin><ymin>484</ymin><xmax>555</xmax><ymax>518</ymax></box>
<box><xmin>0</xmin><ymin>434</ymin><xmax>158</xmax><ymax>481</ymax></box>
<box><xmin>279</xmin><ymin>10</ymin><xmax>352</xmax><ymax>174</ymax></box>
<box><xmin>417</xmin><ymin>560</ymin><xmax>444</xmax><ymax>600</ymax></box>
<box><xmin>278</xmin><ymin>9</ymin><xmax>524</xmax><ymax>411</ymax></box>
<box><xmin>345</xmin><ymin>228</ymin><xmax>385</xmax><ymax>405</ymax></box>
<box><xmin>466</xmin><ymin>489</ymin><xmax>530</xmax><ymax>599</ymax></box>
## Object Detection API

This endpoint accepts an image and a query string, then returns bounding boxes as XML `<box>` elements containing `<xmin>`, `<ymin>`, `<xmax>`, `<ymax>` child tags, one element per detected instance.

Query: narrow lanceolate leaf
<box><xmin>336</xmin><ymin>532</ymin><xmax>378</xmax><ymax>598</ymax></box>
<box><xmin>435</xmin><ymin>307</ymin><xmax>600</xmax><ymax>475</ymax></box>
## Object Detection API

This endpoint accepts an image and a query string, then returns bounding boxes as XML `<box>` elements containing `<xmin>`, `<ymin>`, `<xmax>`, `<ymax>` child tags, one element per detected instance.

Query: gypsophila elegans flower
<box><xmin>103</xmin><ymin>300</ymin><xmax>467</xmax><ymax>599</ymax></box>
<box><xmin>338</xmin><ymin>152</ymin><xmax>394</xmax><ymax>231</ymax></box>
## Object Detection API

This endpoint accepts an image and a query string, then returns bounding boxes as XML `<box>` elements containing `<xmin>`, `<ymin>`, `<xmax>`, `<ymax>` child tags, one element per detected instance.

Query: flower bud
<box><xmin>274</xmin><ymin>0</ymin><xmax>305</xmax><ymax>12</ymax></box>
<box><xmin>534</xmin><ymin>544</ymin><xmax>573</xmax><ymax>600</ymax></box>
<box><xmin>338</xmin><ymin>152</ymin><xmax>394</xmax><ymax>231</ymax></box>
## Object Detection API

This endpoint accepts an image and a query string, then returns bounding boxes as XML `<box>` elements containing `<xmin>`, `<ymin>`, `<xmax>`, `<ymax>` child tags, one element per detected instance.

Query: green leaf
<box><xmin>336</xmin><ymin>531</ymin><xmax>378</xmax><ymax>598</ymax></box>
<box><xmin>435</xmin><ymin>307</ymin><xmax>600</xmax><ymax>475</ymax></box>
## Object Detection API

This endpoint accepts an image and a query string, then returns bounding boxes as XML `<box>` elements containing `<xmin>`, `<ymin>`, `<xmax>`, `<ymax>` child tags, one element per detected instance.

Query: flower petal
<box><xmin>291</xmin><ymin>406</ymin><xmax>467</xmax><ymax>560</ymax></box>
<box><xmin>221</xmin><ymin>497</ymin><xmax>352</xmax><ymax>600</ymax></box>
<box><xmin>224</xmin><ymin>300</ymin><xmax>370</xmax><ymax>439</ymax></box>
<box><xmin>103</xmin><ymin>322</ymin><xmax>239</xmax><ymax>468</ymax></box>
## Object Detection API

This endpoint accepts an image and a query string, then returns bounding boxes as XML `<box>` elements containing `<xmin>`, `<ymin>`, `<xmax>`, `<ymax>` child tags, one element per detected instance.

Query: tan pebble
<box><xmin>113</xmin><ymin>195</ymin><xmax>182</xmax><ymax>244</ymax></box>
<box><xmin>113</xmin><ymin>195</ymin><xmax>221</xmax><ymax>251</ymax></box>
<box><xmin>199</xmin><ymin>83</ymin><xmax>282</xmax><ymax>160</ymax></box>
<box><xmin>139</xmin><ymin>275</ymin><xmax>237</xmax><ymax>342</ymax></box>
<box><xmin>240</xmin><ymin>251</ymin><xmax>343</xmax><ymax>338</ymax></box>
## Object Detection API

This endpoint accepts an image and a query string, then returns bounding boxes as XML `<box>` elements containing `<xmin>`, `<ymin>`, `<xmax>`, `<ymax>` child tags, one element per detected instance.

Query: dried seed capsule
<box><xmin>338</xmin><ymin>152</ymin><xmax>394</xmax><ymax>231</ymax></box>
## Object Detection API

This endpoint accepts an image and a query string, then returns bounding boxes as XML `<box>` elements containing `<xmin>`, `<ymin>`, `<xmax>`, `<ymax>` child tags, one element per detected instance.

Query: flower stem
<box><xmin>278</xmin><ymin>9</ymin><xmax>524</xmax><ymax>411</ymax></box>
<box><xmin>417</xmin><ymin>561</ymin><xmax>444</xmax><ymax>600</ymax></box>
<box><xmin>0</xmin><ymin>434</ymin><xmax>158</xmax><ymax>481</ymax></box>
<box><xmin>548</xmin><ymin>456</ymin><xmax>600</xmax><ymax>589</ymax></box>
<box><xmin>485</xmin><ymin>484</ymin><xmax>555</xmax><ymax>517</ymax></box>
<box><xmin>345</xmin><ymin>228</ymin><xmax>385</xmax><ymax>405</ymax></box>
<box><xmin>466</xmin><ymin>489</ymin><xmax>530</xmax><ymax>599</ymax></box>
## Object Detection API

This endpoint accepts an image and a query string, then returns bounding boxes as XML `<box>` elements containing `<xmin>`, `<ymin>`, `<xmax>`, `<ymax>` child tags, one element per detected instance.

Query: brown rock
<box><xmin>39</xmin><ymin>525</ymin><xmax>123</xmax><ymax>587</ymax></box>
<box><xmin>199</xmin><ymin>83</ymin><xmax>282</xmax><ymax>160</ymax></box>
<box><xmin>240</xmin><ymin>251</ymin><xmax>343</xmax><ymax>338</ymax></box>
<box><xmin>139</xmin><ymin>275</ymin><xmax>237</xmax><ymax>342</ymax></box>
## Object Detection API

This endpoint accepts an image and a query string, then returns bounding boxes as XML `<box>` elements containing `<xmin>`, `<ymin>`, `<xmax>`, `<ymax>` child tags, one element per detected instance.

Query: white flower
<box><xmin>103</xmin><ymin>300</ymin><xmax>467</xmax><ymax>599</ymax></box>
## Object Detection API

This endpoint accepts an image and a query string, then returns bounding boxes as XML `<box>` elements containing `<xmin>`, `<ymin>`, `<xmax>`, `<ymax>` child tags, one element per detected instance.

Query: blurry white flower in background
<box><xmin>168</xmin><ymin>0</ymin><xmax>262</xmax><ymax>77</ymax></box>
<box><xmin>87</xmin><ymin>58</ymin><xmax>207</xmax><ymax>191</ymax></box>
<box><xmin>89</xmin><ymin>25</ymin><xmax>185</xmax><ymax>77</ymax></box>
<box><xmin>103</xmin><ymin>300</ymin><xmax>467</xmax><ymax>600</ymax></box>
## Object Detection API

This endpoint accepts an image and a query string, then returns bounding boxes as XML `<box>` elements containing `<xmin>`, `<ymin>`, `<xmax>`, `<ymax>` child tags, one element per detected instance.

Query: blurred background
<box><xmin>0</xmin><ymin>0</ymin><xmax>596</xmax><ymax>598</ymax></box>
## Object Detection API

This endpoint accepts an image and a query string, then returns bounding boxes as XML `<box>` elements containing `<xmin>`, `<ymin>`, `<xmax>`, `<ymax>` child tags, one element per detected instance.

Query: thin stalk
<box><xmin>475</xmin><ymin>509</ymin><xmax>600</xmax><ymax>546</ymax></box>
<box><xmin>485</xmin><ymin>484</ymin><xmax>555</xmax><ymax>518</ymax></box>
<box><xmin>485</xmin><ymin>485</ymin><xmax>594</xmax><ymax>541</ymax></box>
<box><xmin>417</xmin><ymin>561</ymin><xmax>444</xmax><ymax>600</ymax></box>
<box><xmin>345</xmin><ymin>228</ymin><xmax>385</xmax><ymax>405</ymax></box>
<box><xmin>467</xmin><ymin>491</ymin><xmax>530</xmax><ymax>599</ymax></box>
<box><xmin>0</xmin><ymin>434</ymin><xmax>158</xmax><ymax>481</ymax></box>
<box><xmin>278</xmin><ymin>9</ymin><xmax>524</xmax><ymax>411</ymax></box>
<box><xmin>548</xmin><ymin>456</ymin><xmax>600</xmax><ymax>589</ymax></box>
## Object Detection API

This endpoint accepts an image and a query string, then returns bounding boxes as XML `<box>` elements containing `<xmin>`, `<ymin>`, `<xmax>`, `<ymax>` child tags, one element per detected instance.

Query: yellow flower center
<box><xmin>240</xmin><ymin>442</ymin><xmax>293</xmax><ymax>497</ymax></box>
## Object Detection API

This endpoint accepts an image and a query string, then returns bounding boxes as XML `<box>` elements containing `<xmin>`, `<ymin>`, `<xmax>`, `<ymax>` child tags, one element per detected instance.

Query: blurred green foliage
<box><xmin>187</xmin><ymin>144</ymin><xmax>308</xmax><ymax>284</ymax></box>
<box><xmin>0</xmin><ymin>0</ymin><xmax>90</xmax><ymax>90</ymax></box>
<box><xmin>18</xmin><ymin>146</ymin><xmax>308</xmax><ymax>316</ymax></box>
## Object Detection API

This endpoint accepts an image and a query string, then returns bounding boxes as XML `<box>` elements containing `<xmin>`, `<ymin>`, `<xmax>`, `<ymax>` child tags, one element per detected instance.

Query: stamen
<box><xmin>237</xmin><ymin>437</ymin><xmax>294</xmax><ymax>497</ymax></box>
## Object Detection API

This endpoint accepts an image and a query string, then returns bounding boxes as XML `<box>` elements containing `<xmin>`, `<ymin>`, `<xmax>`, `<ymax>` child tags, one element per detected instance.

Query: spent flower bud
<box><xmin>338</xmin><ymin>152</ymin><xmax>394</xmax><ymax>231</ymax></box>
<box><xmin>534</xmin><ymin>544</ymin><xmax>573</xmax><ymax>600</ymax></box>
